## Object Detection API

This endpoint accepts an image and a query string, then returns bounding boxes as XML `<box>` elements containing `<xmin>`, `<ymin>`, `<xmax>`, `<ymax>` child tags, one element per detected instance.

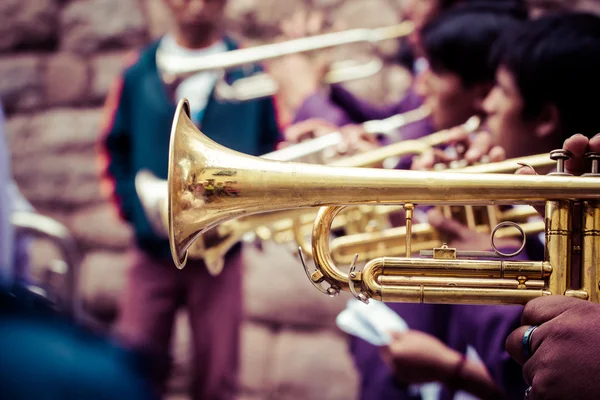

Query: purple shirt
<box><xmin>294</xmin><ymin>84</ymin><xmax>434</xmax><ymax>143</ymax></box>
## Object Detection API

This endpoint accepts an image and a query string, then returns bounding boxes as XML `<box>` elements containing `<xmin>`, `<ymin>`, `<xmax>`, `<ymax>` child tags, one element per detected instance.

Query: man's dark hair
<box><xmin>440</xmin><ymin>0</ymin><xmax>527</xmax><ymax>13</ymax></box>
<box><xmin>396</xmin><ymin>0</ymin><xmax>527</xmax><ymax>71</ymax></box>
<box><xmin>421</xmin><ymin>4</ymin><xmax>526</xmax><ymax>87</ymax></box>
<box><xmin>492</xmin><ymin>12</ymin><xmax>600</xmax><ymax>138</ymax></box>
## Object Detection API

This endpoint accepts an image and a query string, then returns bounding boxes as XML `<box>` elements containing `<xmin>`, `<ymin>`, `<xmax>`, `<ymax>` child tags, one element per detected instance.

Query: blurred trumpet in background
<box><xmin>157</xmin><ymin>22</ymin><xmax>414</xmax><ymax>101</ymax></box>
<box><xmin>295</xmin><ymin>153</ymin><xmax>555</xmax><ymax>263</ymax></box>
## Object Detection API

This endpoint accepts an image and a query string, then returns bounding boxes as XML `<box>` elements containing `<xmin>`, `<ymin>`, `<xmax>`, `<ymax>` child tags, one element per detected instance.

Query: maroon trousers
<box><xmin>114</xmin><ymin>245</ymin><xmax>243</xmax><ymax>400</ymax></box>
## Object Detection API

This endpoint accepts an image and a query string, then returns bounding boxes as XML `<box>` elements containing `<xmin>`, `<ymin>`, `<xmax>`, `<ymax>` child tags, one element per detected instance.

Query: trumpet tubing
<box><xmin>309</xmin><ymin>197</ymin><xmax>597</xmax><ymax>305</ymax></box>
<box><xmin>262</xmin><ymin>105</ymin><xmax>431</xmax><ymax>165</ymax></box>
<box><xmin>332</xmin><ymin>113</ymin><xmax>478</xmax><ymax>168</ymax></box>
<box><xmin>329</xmin><ymin>206</ymin><xmax>545</xmax><ymax>265</ymax></box>
<box><xmin>295</xmin><ymin>155</ymin><xmax>556</xmax><ymax>261</ymax></box>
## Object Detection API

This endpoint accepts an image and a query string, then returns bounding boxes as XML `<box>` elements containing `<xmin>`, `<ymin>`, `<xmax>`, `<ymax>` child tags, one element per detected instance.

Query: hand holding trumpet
<box><xmin>281</xmin><ymin>118</ymin><xmax>380</xmax><ymax>157</ymax></box>
<box><xmin>411</xmin><ymin>125</ymin><xmax>505</xmax><ymax>171</ymax></box>
<box><xmin>503</xmin><ymin>133</ymin><xmax>600</xmax><ymax>400</ymax></box>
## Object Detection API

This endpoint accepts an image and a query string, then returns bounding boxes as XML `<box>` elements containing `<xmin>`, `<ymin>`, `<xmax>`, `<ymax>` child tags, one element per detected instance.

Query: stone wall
<box><xmin>0</xmin><ymin>0</ymin><xmax>414</xmax><ymax>399</ymax></box>
<box><xmin>4</xmin><ymin>1</ymin><xmax>600</xmax><ymax>399</ymax></box>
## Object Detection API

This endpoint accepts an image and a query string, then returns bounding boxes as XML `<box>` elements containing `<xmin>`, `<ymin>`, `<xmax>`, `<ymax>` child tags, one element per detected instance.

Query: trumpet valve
<box><xmin>583</xmin><ymin>152</ymin><xmax>600</xmax><ymax>177</ymax></box>
<box><xmin>549</xmin><ymin>149</ymin><xmax>574</xmax><ymax>176</ymax></box>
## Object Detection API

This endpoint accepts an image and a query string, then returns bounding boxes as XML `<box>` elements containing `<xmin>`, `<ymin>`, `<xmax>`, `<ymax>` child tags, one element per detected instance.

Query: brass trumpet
<box><xmin>265</xmin><ymin>104</ymin><xmax>431</xmax><ymax>165</ymax></box>
<box><xmin>169</xmin><ymin>98</ymin><xmax>600</xmax><ymax>305</ymax></box>
<box><xmin>157</xmin><ymin>22</ymin><xmax>413</xmax><ymax>101</ymax></box>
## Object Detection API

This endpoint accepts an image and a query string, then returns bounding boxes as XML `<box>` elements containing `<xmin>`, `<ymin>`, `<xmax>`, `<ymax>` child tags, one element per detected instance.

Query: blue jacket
<box><xmin>99</xmin><ymin>38</ymin><xmax>282</xmax><ymax>259</ymax></box>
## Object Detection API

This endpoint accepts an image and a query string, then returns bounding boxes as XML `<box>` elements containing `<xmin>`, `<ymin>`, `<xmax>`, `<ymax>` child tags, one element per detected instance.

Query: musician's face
<box><xmin>483</xmin><ymin>67</ymin><xmax>535</xmax><ymax>158</ymax></box>
<box><xmin>415</xmin><ymin>66</ymin><xmax>484</xmax><ymax>130</ymax></box>
<box><xmin>163</xmin><ymin>0</ymin><xmax>227</xmax><ymax>28</ymax></box>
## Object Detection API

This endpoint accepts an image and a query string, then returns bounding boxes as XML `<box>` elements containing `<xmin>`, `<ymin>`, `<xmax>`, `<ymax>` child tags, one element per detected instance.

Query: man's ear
<box><xmin>534</xmin><ymin>103</ymin><xmax>560</xmax><ymax>139</ymax></box>
<box><xmin>472</xmin><ymin>82</ymin><xmax>494</xmax><ymax>112</ymax></box>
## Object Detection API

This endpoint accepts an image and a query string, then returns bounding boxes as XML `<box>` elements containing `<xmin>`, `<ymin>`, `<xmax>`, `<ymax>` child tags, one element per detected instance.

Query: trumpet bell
<box><xmin>168</xmin><ymin>100</ymin><xmax>194</xmax><ymax>268</ymax></box>
<box><xmin>168</xmin><ymin>99</ymin><xmax>263</xmax><ymax>268</ymax></box>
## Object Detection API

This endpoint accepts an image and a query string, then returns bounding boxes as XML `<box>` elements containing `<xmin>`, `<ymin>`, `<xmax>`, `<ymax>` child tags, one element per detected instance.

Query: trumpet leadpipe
<box><xmin>157</xmin><ymin>22</ymin><xmax>414</xmax><ymax>79</ymax></box>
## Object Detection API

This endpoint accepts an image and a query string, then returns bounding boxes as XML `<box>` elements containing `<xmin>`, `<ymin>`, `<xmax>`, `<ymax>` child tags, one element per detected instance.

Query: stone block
<box><xmin>69</xmin><ymin>203</ymin><xmax>134</xmax><ymax>251</ymax></box>
<box><xmin>239</xmin><ymin>322</ymin><xmax>276</xmax><ymax>392</ymax></box>
<box><xmin>268</xmin><ymin>329</ymin><xmax>358</xmax><ymax>400</ymax></box>
<box><xmin>0</xmin><ymin>55</ymin><xmax>43</xmax><ymax>113</ymax></box>
<box><xmin>78</xmin><ymin>250</ymin><xmax>131</xmax><ymax>321</ymax></box>
<box><xmin>168</xmin><ymin>311</ymin><xmax>193</xmax><ymax>393</ymax></box>
<box><xmin>242</xmin><ymin>241</ymin><xmax>351</xmax><ymax>329</ymax></box>
<box><xmin>0</xmin><ymin>0</ymin><xmax>59</xmax><ymax>52</ymax></box>
<box><xmin>90</xmin><ymin>51</ymin><xmax>130</xmax><ymax>103</ymax></box>
<box><xmin>45</xmin><ymin>53</ymin><xmax>90</xmax><ymax>106</ymax></box>
<box><xmin>331</xmin><ymin>0</ymin><xmax>401</xmax><ymax>57</ymax></box>
<box><xmin>6</xmin><ymin>108</ymin><xmax>102</xmax><ymax>156</ymax></box>
<box><xmin>10</xmin><ymin>152</ymin><xmax>104</xmax><ymax>208</ymax></box>
<box><xmin>61</xmin><ymin>0</ymin><xmax>148</xmax><ymax>55</ymax></box>
<box><xmin>6</xmin><ymin>108</ymin><xmax>105</xmax><ymax>208</ymax></box>
<box><xmin>225</xmin><ymin>0</ymin><xmax>307</xmax><ymax>39</ymax></box>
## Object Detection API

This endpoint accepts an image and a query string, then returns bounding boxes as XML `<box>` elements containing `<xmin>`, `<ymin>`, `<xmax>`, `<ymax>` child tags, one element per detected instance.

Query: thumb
<box><xmin>514</xmin><ymin>165</ymin><xmax>537</xmax><ymax>176</ymax></box>
<box><xmin>427</xmin><ymin>209</ymin><xmax>468</xmax><ymax>238</ymax></box>
<box><xmin>515</xmin><ymin>165</ymin><xmax>545</xmax><ymax>217</ymax></box>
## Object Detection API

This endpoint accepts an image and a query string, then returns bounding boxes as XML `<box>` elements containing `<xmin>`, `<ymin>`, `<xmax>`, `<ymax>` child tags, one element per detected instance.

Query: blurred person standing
<box><xmin>98</xmin><ymin>1</ymin><xmax>282</xmax><ymax>399</ymax></box>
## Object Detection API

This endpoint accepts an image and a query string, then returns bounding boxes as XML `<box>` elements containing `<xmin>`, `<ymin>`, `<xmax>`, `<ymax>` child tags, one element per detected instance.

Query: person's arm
<box><xmin>448</xmin><ymin>304</ymin><xmax>527</xmax><ymax>399</ymax></box>
<box><xmin>329</xmin><ymin>84</ymin><xmax>423</xmax><ymax>122</ymax></box>
<box><xmin>506</xmin><ymin>296</ymin><xmax>600</xmax><ymax>400</ymax></box>
<box><xmin>97</xmin><ymin>77</ymin><xmax>136</xmax><ymax>222</ymax></box>
<box><xmin>381</xmin><ymin>330</ymin><xmax>503</xmax><ymax>400</ymax></box>
<box><xmin>292</xmin><ymin>90</ymin><xmax>354</xmax><ymax>126</ymax></box>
